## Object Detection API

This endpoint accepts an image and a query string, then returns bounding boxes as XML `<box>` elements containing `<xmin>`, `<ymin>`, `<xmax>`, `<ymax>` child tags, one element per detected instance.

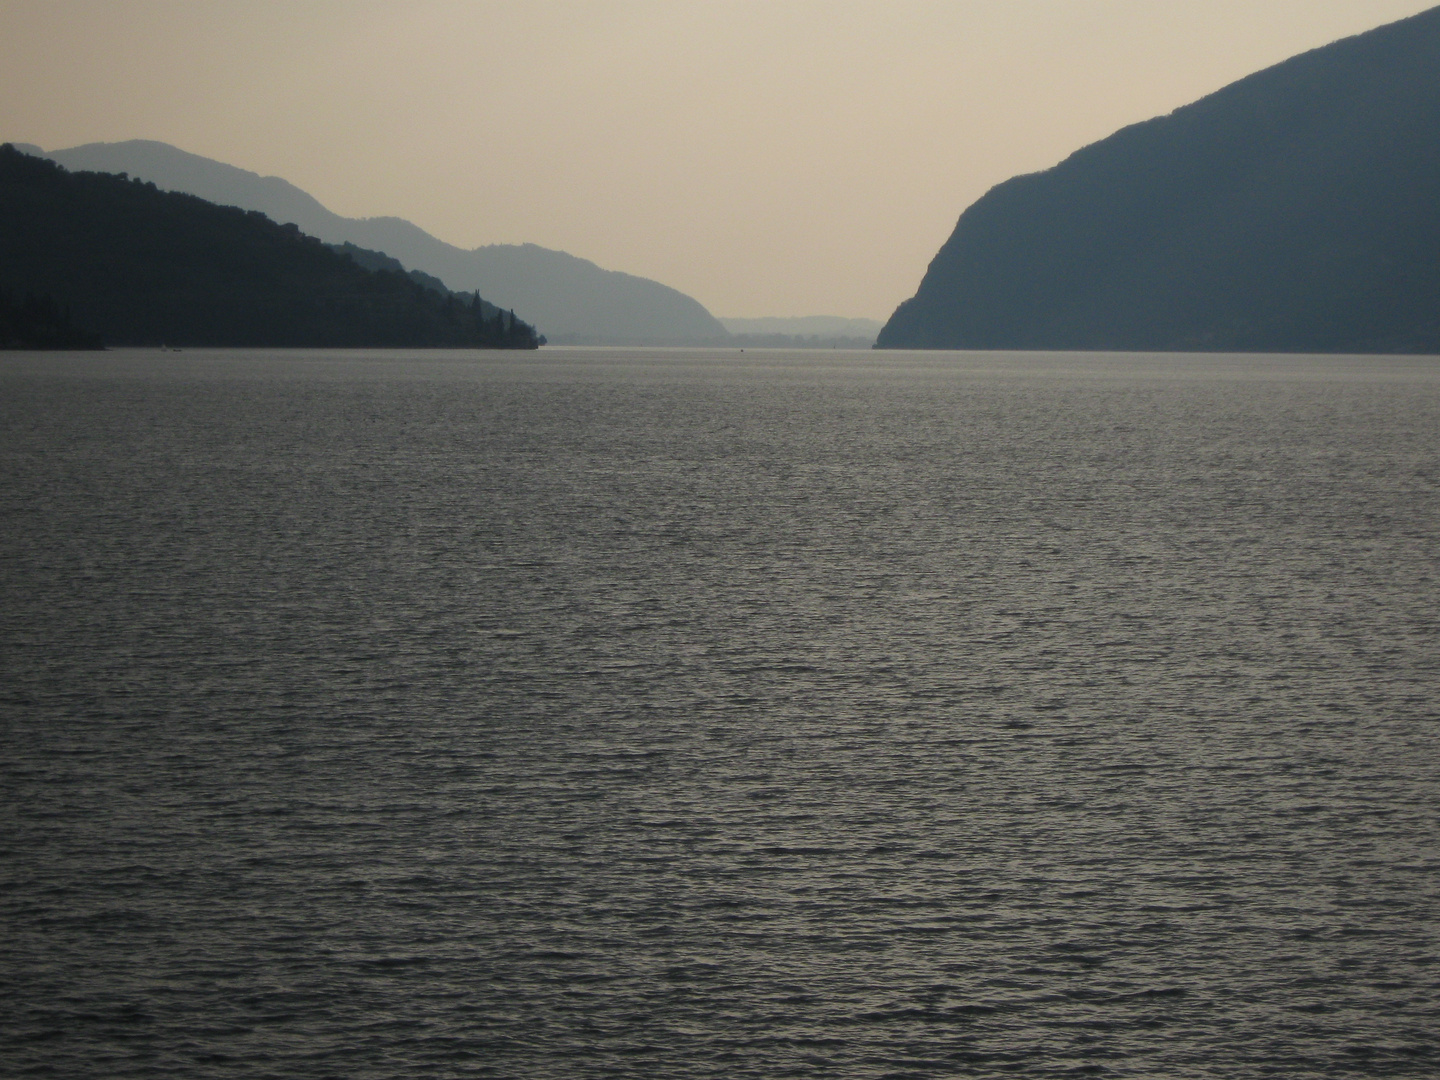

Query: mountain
<box><xmin>877</xmin><ymin>6</ymin><xmax>1440</xmax><ymax>353</ymax></box>
<box><xmin>0</xmin><ymin>145</ymin><xmax>539</xmax><ymax>348</ymax></box>
<box><xmin>1</xmin><ymin>285</ymin><xmax>103</xmax><ymax>349</ymax></box>
<box><xmin>22</xmin><ymin>140</ymin><xmax>728</xmax><ymax>345</ymax></box>
<box><xmin>327</xmin><ymin>240</ymin><xmax>503</xmax><ymax>315</ymax></box>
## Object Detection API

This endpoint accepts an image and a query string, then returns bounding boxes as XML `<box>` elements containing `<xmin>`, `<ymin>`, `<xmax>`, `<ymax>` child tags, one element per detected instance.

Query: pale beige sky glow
<box><xmin>2</xmin><ymin>0</ymin><xmax>1433</xmax><ymax>318</ymax></box>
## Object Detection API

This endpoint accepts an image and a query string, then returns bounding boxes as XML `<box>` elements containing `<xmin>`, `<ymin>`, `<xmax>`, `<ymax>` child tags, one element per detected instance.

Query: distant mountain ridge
<box><xmin>327</xmin><ymin>241</ymin><xmax>503</xmax><ymax>315</ymax></box>
<box><xmin>20</xmin><ymin>140</ymin><xmax>728</xmax><ymax>345</ymax></box>
<box><xmin>877</xmin><ymin>6</ymin><xmax>1440</xmax><ymax>353</ymax></box>
<box><xmin>0</xmin><ymin>145</ymin><xmax>539</xmax><ymax>348</ymax></box>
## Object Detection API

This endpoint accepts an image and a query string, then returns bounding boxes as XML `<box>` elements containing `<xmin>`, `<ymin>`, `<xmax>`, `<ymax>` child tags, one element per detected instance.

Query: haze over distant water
<box><xmin>720</xmin><ymin>316</ymin><xmax>882</xmax><ymax>347</ymax></box>
<box><xmin>4</xmin><ymin>348</ymin><xmax>1437</xmax><ymax>1078</ymax></box>
<box><xmin>879</xmin><ymin>6</ymin><xmax>1440</xmax><ymax>352</ymax></box>
<box><xmin>24</xmin><ymin>140</ymin><xmax>727</xmax><ymax>345</ymax></box>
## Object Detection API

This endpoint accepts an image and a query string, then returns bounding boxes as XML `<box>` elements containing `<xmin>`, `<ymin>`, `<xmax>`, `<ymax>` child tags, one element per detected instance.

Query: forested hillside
<box><xmin>0</xmin><ymin>145</ymin><xmax>538</xmax><ymax>348</ymax></box>
<box><xmin>31</xmin><ymin>139</ymin><xmax>730</xmax><ymax>345</ymax></box>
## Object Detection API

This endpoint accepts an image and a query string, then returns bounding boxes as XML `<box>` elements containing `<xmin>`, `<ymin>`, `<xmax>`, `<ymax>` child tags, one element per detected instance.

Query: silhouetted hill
<box><xmin>877</xmin><ymin>7</ymin><xmax>1440</xmax><ymax>353</ymax></box>
<box><xmin>29</xmin><ymin>140</ymin><xmax>729</xmax><ymax>344</ymax></box>
<box><xmin>0</xmin><ymin>285</ymin><xmax>103</xmax><ymax>349</ymax></box>
<box><xmin>0</xmin><ymin>145</ymin><xmax>539</xmax><ymax>348</ymax></box>
<box><xmin>328</xmin><ymin>241</ymin><xmax>503</xmax><ymax>315</ymax></box>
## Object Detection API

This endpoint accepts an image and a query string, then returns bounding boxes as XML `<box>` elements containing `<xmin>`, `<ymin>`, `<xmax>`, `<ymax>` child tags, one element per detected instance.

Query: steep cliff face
<box><xmin>878</xmin><ymin>7</ymin><xmax>1440</xmax><ymax>353</ymax></box>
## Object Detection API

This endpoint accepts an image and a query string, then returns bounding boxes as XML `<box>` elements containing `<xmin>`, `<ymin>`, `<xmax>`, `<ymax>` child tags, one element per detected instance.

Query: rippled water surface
<box><xmin>3</xmin><ymin>348</ymin><xmax>1439</xmax><ymax>1078</ymax></box>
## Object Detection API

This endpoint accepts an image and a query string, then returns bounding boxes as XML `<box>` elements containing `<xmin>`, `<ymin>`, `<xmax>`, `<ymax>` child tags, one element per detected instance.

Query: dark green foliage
<box><xmin>877</xmin><ymin>7</ymin><xmax>1440</xmax><ymax>353</ymax></box>
<box><xmin>0</xmin><ymin>286</ymin><xmax>103</xmax><ymax>349</ymax></box>
<box><xmin>326</xmin><ymin>241</ymin><xmax>498</xmax><ymax>315</ymax></box>
<box><xmin>0</xmin><ymin>145</ymin><xmax>539</xmax><ymax>348</ymax></box>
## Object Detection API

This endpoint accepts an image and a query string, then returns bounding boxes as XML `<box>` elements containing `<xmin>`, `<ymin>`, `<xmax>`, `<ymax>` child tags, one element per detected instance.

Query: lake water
<box><xmin>3</xmin><ymin>347</ymin><xmax>1438</xmax><ymax>1078</ymax></box>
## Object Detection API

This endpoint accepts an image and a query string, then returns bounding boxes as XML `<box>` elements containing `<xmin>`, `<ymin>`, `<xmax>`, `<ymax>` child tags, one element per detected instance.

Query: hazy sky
<box><xmin>2</xmin><ymin>1</ymin><xmax>1434</xmax><ymax>318</ymax></box>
